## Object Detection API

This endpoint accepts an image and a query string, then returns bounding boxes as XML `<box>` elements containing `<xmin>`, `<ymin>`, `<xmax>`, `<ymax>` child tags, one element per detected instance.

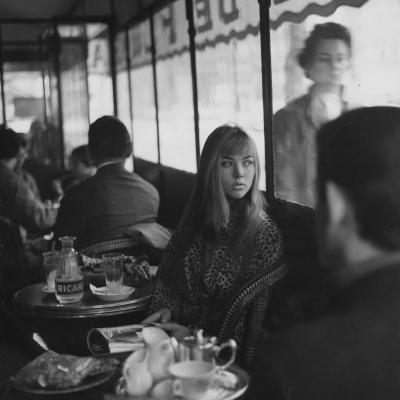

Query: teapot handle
<box><xmin>213</xmin><ymin>339</ymin><xmax>237</xmax><ymax>370</ymax></box>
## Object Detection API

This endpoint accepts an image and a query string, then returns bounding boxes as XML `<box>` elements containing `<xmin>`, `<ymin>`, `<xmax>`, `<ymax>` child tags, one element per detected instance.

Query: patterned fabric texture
<box><xmin>149</xmin><ymin>210</ymin><xmax>283</xmax><ymax>344</ymax></box>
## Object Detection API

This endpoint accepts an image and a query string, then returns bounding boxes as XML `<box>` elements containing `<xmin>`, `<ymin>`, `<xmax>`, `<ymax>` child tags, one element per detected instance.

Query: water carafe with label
<box><xmin>55</xmin><ymin>236</ymin><xmax>84</xmax><ymax>303</ymax></box>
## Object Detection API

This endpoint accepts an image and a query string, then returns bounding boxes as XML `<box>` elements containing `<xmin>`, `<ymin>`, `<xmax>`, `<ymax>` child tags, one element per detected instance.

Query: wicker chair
<box><xmin>0</xmin><ymin>216</ymin><xmax>26</xmax><ymax>304</ymax></box>
<box><xmin>217</xmin><ymin>262</ymin><xmax>288</xmax><ymax>368</ymax></box>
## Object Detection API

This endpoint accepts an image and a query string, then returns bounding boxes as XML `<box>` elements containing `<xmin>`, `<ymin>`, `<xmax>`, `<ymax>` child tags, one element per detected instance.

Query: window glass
<box><xmin>128</xmin><ymin>20</ymin><xmax>158</xmax><ymax>163</ymax></box>
<box><xmin>270</xmin><ymin>0</ymin><xmax>400</xmax><ymax>207</ymax></box>
<box><xmin>115</xmin><ymin>30</ymin><xmax>134</xmax><ymax>172</ymax></box>
<box><xmin>87</xmin><ymin>23</ymin><xmax>113</xmax><ymax>122</ymax></box>
<box><xmin>3</xmin><ymin>62</ymin><xmax>44</xmax><ymax>133</ymax></box>
<box><xmin>193</xmin><ymin>0</ymin><xmax>265</xmax><ymax>188</ymax></box>
<box><xmin>0</xmin><ymin>90</ymin><xmax>3</xmax><ymax>125</ymax></box>
<box><xmin>59</xmin><ymin>38</ymin><xmax>89</xmax><ymax>159</ymax></box>
<box><xmin>115</xmin><ymin>31</ymin><xmax>131</xmax><ymax>132</ymax></box>
<box><xmin>154</xmin><ymin>0</ymin><xmax>196</xmax><ymax>172</ymax></box>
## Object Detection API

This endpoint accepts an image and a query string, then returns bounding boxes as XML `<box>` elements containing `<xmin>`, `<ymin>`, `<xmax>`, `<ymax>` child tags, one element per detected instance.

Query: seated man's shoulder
<box><xmin>60</xmin><ymin>174</ymin><xmax>97</xmax><ymax>201</ymax></box>
<box><xmin>130</xmin><ymin>172</ymin><xmax>159</xmax><ymax>196</ymax></box>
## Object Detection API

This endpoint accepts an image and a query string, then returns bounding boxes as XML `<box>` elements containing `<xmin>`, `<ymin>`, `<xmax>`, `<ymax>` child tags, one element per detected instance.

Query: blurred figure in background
<box><xmin>14</xmin><ymin>132</ymin><xmax>41</xmax><ymax>200</ymax></box>
<box><xmin>274</xmin><ymin>22</ymin><xmax>353</xmax><ymax>206</ymax></box>
<box><xmin>24</xmin><ymin>119</ymin><xmax>61</xmax><ymax>201</ymax></box>
<box><xmin>56</xmin><ymin>145</ymin><xmax>96</xmax><ymax>193</ymax></box>
<box><xmin>0</xmin><ymin>126</ymin><xmax>59</xmax><ymax>285</ymax></box>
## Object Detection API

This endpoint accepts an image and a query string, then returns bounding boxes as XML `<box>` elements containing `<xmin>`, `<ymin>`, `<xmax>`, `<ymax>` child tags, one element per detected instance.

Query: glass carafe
<box><xmin>55</xmin><ymin>236</ymin><xmax>84</xmax><ymax>303</ymax></box>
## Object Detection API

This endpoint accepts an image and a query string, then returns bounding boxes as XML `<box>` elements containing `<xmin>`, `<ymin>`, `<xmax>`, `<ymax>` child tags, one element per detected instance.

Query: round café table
<box><xmin>14</xmin><ymin>282</ymin><xmax>154</xmax><ymax>318</ymax></box>
<box><xmin>12</xmin><ymin>282</ymin><xmax>154</xmax><ymax>355</ymax></box>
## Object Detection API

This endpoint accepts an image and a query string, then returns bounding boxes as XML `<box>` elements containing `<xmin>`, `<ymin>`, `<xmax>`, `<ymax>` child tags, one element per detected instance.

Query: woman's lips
<box><xmin>232</xmin><ymin>184</ymin><xmax>245</xmax><ymax>190</ymax></box>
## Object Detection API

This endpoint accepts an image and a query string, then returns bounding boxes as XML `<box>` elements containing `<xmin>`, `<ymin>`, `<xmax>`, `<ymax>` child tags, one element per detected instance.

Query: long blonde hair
<box><xmin>167</xmin><ymin>125</ymin><xmax>265</xmax><ymax>280</ymax></box>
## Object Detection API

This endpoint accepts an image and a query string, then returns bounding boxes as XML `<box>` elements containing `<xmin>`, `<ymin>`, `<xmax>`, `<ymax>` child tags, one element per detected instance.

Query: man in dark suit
<box><xmin>255</xmin><ymin>107</ymin><xmax>400</xmax><ymax>400</ymax></box>
<box><xmin>54</xmin><ymin>116</ymin><xmax>159</xmax><ymax>249</ymax></box>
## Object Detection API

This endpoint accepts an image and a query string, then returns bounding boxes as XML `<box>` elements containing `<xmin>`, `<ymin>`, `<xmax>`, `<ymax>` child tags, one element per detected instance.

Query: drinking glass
<box><xmin>42</xmin><ymin>251</ymin><xmax>61</xmax><ymax>292</ymax></box>
<box><xmin>102</xmin><ymin>253</ymin><xmax>124</xmax><ymax>293</ymax></box>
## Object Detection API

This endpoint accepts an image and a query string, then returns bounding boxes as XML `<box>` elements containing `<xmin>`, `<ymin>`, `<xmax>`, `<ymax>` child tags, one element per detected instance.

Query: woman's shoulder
<box><xmin>258</xmin><ymin>210</ymin><xmax>283</xmax><ymax>242</ymax></box>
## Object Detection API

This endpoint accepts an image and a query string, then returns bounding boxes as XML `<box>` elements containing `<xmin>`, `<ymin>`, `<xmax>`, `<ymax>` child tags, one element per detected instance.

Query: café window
<box><xmin>2</xmin><ymin>61</ymin><xmax>44</xmax><ymax>133</ymax></box>
<box><xmin>129</xmin><ymin>20</ymin><xmax>158</xmax><ymax>163</ymax></box>
<box><xmin>154</xmin><ymin>0</ymin><xmax>197</xmax><ymax>173</ymax></box>
<box><xmin>115</xmin><ymin>30</ymin><xmax>134</xmax><ymax>172</ymax></box>
<box><xmin>86</xmin><ymin>24</ymin><xmax>113</xmax><ymax>122</ymax></box>
<box><xmin>58</xmin><ymin>24</ymin><xmax>89</xmax><ymax>158</ymax></box>
<box><xmin>193</xmin><ymin>0</ymin><xmax>265</xmax><ymax>189</ymax></box>
<box><xmin>115</xmin><ymin>30</ymin><xmax>132</xmax><ymax>133</ymax></box>
<box><xmin>270</xmin><ymin>0</ymin><xmax>400</xmax><ymax>207</ymax></box>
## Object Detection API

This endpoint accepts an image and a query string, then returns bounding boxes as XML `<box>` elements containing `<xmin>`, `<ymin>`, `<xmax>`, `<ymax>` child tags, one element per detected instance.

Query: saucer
<box><xmin>89</xmin><ymin>284</ymin><xmax>135</xmax><ymax>301</ymax></box>
<box><xmin>41</xmin><ymin>284</ymin><xmax>55</xmax><ymax>294</ymax></box>
<box><xmin>115</xmin><ymin>365</ymin><xmax>248</xmax><ymax>399</ymax></box>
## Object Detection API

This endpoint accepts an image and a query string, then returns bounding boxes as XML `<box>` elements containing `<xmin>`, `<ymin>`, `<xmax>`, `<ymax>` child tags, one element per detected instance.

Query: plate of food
<box><xmin>10</xmin><ymin>350</ymin><xmax>117</xmax><ymax>395</ymax></box>
<box><xmin>81</xmin><ymin>253</ymin><xmax>157</xmax><ymax>287</ymax></box>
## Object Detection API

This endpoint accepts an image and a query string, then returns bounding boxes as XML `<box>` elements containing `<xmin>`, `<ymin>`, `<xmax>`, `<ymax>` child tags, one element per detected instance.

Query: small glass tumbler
<box><xmin>42</xmin><ymin>251</ymin><xmax>61</xmax><ymax>292</ymax></box>
<box><xmin>102</xmin><ymin>253</ymin><xmax>124</xmax><ymax>293</ymax></box>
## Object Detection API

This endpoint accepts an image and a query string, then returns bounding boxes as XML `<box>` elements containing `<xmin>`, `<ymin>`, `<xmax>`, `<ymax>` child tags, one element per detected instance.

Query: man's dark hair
<box><xmin>0</xmin><ymin>126</ymin><xmax>20</xmax><ymax>160</ymax></box>
<box><xmin>70</xmin><ymin>145</ymin><xmax>93</xmax><ymax>167</ymax></box>
<box><xmin>88</xmin><ymin>116</ymin><xmax>132</xmax><ymax>164</ymax></box>
<box><xmin>317</xmin><ymin>106</ymin><xmax>400</xmax><ymax>250</ymax></box>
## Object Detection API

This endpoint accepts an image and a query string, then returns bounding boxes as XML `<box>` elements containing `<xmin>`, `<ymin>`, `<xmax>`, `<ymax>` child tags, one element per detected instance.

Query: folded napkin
<box><xmin>89</xmin><ymin>284</ymin><xmax>135</xmax><ymax>295</ymax></box>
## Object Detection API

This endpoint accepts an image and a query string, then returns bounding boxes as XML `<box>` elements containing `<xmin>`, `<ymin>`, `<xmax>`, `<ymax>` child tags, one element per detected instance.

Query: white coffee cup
<box><xmin>169</xmin><ymin>360</ymin><xmax>215</xmax><ymax>400</ymax></box>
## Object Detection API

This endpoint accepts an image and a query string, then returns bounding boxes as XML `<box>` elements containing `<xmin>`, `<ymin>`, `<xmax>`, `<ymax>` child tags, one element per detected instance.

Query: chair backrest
<box><xmin>0</xmin><ymin>216</ymin><xmax>26</xmax><ymax>301</ymax></box>
<box><xmin>217</xmin><ymin>262</ymin><xmax>288</xmax><ymax>368</ymax></box>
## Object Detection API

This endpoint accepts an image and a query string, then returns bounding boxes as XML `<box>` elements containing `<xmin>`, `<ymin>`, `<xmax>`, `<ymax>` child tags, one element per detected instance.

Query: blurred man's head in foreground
<box><xmin>316</xmin><ymin>106</ymin><xmax>400</xmax><ymax>270</ymax></box>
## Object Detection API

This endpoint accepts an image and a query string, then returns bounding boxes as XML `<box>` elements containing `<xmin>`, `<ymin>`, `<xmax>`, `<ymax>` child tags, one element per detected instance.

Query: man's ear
<box><xmin>326</xmin><ymin>182</ymin><xmax>348</xmax><ymax>225</ymax></box>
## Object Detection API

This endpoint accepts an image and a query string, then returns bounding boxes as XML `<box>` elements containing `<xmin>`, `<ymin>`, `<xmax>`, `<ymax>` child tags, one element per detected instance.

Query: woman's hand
<box><xmin>142</xmin><ymin>308</ymin><xmax>171</xmax><ymax>324</ymax></box>
<box><xmin>158</xmin><ymin>322</ymin><xmax>190</xmax><ymax>341</ymax></box>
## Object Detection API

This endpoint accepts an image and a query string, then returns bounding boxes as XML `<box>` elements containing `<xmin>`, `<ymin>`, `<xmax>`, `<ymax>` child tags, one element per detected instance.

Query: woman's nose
<box><xmin>234</xmin><ymin>164</ymin><xmax>244</xmax><ymax>178</ymax></box>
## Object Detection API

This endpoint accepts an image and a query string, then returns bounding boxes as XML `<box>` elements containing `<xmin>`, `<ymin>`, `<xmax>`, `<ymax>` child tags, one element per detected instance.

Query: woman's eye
<box><xmin>243</xmin><ymin>160</ymin><xmax>254</xmax><ymax>167</ymax></box>
<box><xmin>221</xmin><ymin>161</ymin><xmax>232</xmax><ymax>167</ymax></box>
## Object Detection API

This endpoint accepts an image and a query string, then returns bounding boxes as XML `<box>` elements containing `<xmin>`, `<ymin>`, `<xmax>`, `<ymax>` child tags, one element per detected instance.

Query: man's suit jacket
<box><xmin>254</xmin><ymin>255</ymin><xmax>400</xmax><ymax>400</ymax></box>
<box><xmin>54</xmin><ymin>162</ymin><xmax>159</xmax><ymax>249</ymax></box>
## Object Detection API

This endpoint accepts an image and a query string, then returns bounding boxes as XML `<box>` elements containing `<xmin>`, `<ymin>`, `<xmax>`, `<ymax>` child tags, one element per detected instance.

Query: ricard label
<box><xmin>56</xmin><ymin>278</ymin><xmax>84</xmax><ymax>295</ymax></box>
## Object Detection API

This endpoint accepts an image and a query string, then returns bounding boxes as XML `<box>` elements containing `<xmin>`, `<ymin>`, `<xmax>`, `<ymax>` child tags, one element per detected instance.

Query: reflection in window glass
<box><xmin>193</xmin><ymin>0</ymin><xmax>265</xmax><ymax>188</ymax></box>
<box><xmin>129</xmin><ymin>21</ymin><xmax>158</xmax><ymax>163</ymax></box>
<box><xmin>87</xmin><ymin>24</ymin><xmax>113</xmax><ymax>122</ymax></box>
<box><xmin>155</xmin><ymin>0</ymin><xmax>196</xmax><ymax>172</ymax></box>
<box><xmin>271</xmin><ymin>0</ymin><xmax>400</xmax><ymax>207</ymax></box>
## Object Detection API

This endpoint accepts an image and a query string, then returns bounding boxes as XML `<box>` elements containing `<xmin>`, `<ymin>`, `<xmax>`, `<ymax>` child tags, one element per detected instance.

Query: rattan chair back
<box><xmin>217</xmin><ymin>261</ymin><xmax>288</xmax><ymax>368</ymax></box>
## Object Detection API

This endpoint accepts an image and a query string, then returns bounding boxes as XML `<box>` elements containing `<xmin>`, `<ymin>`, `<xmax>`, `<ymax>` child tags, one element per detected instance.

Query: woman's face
<box><xmin>219</xmin><ymin>149</ymin><xmax>256</xmax><ymax>200</ymax></box>
<box><xmin>306</xmin><ymin>39</ymin><xmax>351</xmax><ymax>87</ymax></box>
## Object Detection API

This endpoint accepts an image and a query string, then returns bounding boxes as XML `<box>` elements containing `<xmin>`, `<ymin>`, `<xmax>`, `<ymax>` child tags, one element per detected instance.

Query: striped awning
<box><xmin>270</xmin><ymin>0</ymin><xmax>370</xmax><ymax>29</ymax></box>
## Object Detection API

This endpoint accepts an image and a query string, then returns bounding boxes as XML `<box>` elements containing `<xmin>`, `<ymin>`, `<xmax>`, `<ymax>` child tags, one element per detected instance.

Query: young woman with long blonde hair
<box><xmin>145</xmin><ymin>125</ymin><xmax>283</xmax><ymax>342</ymax></box>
